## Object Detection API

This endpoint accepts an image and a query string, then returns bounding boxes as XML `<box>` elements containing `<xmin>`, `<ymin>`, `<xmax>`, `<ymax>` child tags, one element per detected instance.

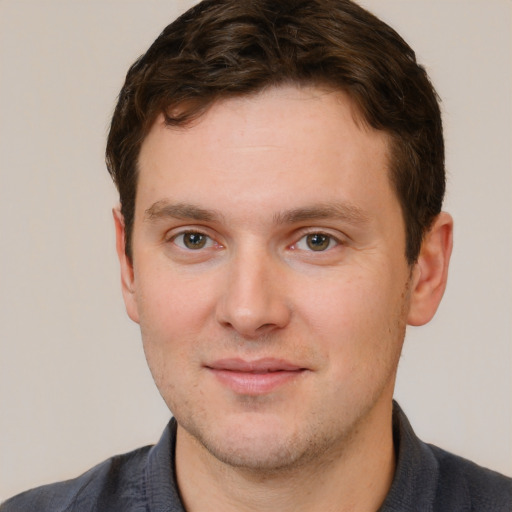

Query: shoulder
<box><xmin>0</xmin><ymin>444</ymin><xmax>153</xmax><ymax>512</ymax></box>
<box><xmin>429</xmin><ymin>444</ymin><xmax>512</xmax><ymax>511</ymax></box>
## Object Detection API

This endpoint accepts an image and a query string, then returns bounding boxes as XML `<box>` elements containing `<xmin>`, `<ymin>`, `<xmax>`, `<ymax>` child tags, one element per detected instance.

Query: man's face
<box><xmin>120</xmin><ymin>86</ymin><xmax>415</xmax><ymax>471</ymax></box>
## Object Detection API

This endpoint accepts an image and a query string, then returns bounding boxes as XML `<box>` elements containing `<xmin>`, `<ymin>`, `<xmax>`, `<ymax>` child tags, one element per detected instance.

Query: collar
<box><xmin>378</xmin><ymin>401</ymin><xmax>439</xmax><ymax>511</ymax></box>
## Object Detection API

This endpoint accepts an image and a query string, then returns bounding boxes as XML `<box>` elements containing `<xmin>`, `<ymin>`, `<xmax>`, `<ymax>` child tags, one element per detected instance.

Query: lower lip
<box><xmin>209</xmin><ymin>369</ymin><xmax>305</xmax><ymax>395</ymax></box>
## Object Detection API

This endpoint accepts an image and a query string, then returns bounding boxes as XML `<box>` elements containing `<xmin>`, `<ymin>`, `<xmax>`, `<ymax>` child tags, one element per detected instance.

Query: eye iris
<box><xmin>306</xmin><ymin>234</ymin><xmax>330</xmax><ymax>251</ymax></box>
<box><xmin>183</xmin><ymin>232</ymin><xmax>207</xmax><ymax>249</ymax></box>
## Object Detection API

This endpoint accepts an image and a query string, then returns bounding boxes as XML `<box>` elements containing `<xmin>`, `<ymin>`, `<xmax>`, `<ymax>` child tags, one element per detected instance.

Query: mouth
<box><xmin>205</xmin><ymin>358</ymin><xmax>308</xmax><ymax>395</ymax></box>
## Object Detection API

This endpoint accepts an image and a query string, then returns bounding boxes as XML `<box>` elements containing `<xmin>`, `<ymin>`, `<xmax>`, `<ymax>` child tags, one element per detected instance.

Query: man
<box><xmin>2</xmin><ymin>0</ymin><xmax>510</xmax><ymax>510</ymax></box>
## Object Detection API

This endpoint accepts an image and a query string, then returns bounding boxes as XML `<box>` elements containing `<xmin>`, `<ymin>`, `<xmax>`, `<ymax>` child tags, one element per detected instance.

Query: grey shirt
<box><xmin>2</xmin><ymin>403</ymin><xmax>511</xmax><ymax>511</ymax></box>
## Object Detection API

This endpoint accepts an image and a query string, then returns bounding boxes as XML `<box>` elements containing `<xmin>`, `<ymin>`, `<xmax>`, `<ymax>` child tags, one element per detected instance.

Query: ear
<box><xmin>407</xmin><ymin>212</ymin><xmax>453</xmax><ymax>326</ymax></box>
<box><xmin>113</xmin><ymin>206</ymin><xmax>140</xmax><ymax>324</ymax></box>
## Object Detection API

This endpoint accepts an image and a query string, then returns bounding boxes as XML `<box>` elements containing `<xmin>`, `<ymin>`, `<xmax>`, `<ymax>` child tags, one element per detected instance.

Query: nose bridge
<box><xmin>217</xmin><ymin>240</ymin><xmax>290</xmax><ymax>337</ymax></box>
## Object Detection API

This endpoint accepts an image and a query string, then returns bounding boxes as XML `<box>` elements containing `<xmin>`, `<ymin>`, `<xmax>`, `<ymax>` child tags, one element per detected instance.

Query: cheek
<box><xmin>136</xmin><ymin>263</ymin><xmax>217</xmax><ymax>329</ymax></box>
<box><xmin>134</xmin><ymin>272</ymin><xmax>209</xmax><ymax>409</ymax></box>
<box><xmin>133</xmin><ymin>267</ymin><xmax>218</xmax><ymax>383</ymax></box>
<box><xmin>296</xmin><ymin>269</ymin><xmax>407</xmax><ymax>359</ymax></box>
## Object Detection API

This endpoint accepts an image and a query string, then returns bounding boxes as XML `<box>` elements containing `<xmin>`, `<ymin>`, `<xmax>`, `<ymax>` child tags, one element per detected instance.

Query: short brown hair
<box><xmin>106</xmin><ymin>0</ymin><xmax>445</xmax><ymax>264</ymax></box>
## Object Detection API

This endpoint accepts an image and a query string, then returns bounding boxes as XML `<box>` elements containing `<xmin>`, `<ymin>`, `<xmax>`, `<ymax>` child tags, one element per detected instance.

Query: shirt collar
<box><xmin>145</xmin><ymin>417</ymin><xmax>185</xmax><ymax>512</ymax></box>
<box><xmin>378</xmin><ymin>401</ymin><xmax>439</xmax><ymax>511</ymax></box>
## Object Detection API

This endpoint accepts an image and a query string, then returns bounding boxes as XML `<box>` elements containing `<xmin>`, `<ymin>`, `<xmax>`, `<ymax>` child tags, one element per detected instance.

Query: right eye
<box><xmin>172</xmin><ymin>232</ymin><xmax>214</xmax><ymax>250</ymax></box>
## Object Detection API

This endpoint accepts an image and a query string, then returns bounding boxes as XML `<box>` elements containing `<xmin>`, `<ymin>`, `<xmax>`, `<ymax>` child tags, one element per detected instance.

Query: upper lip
<box><xmin>206</xmin><ymin>358</ymin><xmax>305</xmax><ymax>373</ymax></box>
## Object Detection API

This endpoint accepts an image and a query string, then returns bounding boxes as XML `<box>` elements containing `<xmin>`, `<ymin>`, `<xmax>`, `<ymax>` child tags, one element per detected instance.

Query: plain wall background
<box><xmin>0</xmin><ymin>0</ymin><xmax>511</xmax><ymax>500</ymax></box>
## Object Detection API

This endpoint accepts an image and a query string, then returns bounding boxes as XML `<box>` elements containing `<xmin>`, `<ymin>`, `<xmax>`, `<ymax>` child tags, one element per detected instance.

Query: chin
<box><xmin>201</xmin><ymin>430</ymin><xmax>307</xmax><ymax>473</ymax></box>
<box><xmin>181</xmin><ymin>410</ymin><xmax>344</xmax><ymax>474</ymax></box>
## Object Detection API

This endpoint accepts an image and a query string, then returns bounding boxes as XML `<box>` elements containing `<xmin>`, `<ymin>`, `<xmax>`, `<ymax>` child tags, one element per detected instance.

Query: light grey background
<box><xmin>1</xmin><ymin>0</ymin><xmax>511</xmax><ymax>500</ymax></box>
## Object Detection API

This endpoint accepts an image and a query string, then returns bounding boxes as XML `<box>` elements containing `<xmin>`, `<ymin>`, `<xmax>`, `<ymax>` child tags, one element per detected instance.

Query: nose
<box><xmin>216</xmin><ymin>247</ymin><xmax>292</xmax><ymax>338</ymax></box>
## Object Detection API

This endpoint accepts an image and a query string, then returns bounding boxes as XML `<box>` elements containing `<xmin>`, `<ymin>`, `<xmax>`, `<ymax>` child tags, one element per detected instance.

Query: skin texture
<box><xmin>115</xmin><ymin>86</ymin><xmax>453</xmax><ymax>512</ymax></box>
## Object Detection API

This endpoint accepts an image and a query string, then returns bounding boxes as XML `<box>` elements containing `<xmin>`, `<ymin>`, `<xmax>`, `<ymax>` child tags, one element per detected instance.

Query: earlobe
<box><xmin>407</xmin><ymin>212</ymin><xmax>453</xmax><ymax>326</ymax></box>
<box><xmin>113</xmin><ymin>206</ymin><xmax>140</xmax><ymax>324</ymax></box>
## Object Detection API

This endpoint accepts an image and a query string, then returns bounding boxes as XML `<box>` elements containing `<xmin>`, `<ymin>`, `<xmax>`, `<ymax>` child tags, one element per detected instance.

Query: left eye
<box><xmin>173</xmin><ymin>232</ymin><xmax>214</xmax><ymax>250</ymax></box>
<box><xmin>295</xmin><ymin>233</ymin><xmax>338</xmax><ymax>252</ymax></box>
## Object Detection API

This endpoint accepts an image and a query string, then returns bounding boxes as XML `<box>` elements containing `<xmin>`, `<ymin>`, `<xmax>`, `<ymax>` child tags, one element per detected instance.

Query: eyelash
<box><xmin>168</xmin><ymin>229</ymin><xmax>343</xmax><ymax>253</ymax></box>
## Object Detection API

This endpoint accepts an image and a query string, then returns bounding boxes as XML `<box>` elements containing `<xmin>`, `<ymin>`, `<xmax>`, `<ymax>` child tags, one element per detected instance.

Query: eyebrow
<box><xmin>273</xmin><ymin>203</ymin><xmax>370</xmax><ymax>225</ymax></box>
<box><xmin>145</xmin><ymin>200</ymin><xmax>369</xmax><ymax>227</ymax></box>
<box><xmin>144</xmin><ymin>201</ymin><xmax>224</xmax><ymax>223</ymax></box>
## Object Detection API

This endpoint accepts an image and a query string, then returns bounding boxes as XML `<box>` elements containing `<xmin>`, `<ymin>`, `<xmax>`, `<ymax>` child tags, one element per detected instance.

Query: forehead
<box><xmin>136</xmin><ymin>85</ymin><xmax>395</xmax><ymax>224</ymax></box>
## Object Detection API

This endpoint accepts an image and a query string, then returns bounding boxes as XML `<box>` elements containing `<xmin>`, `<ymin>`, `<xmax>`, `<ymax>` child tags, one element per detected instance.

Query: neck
<box><xmin>175</xmin><ymin>400</ymin><xmax>396</xmax><ymax>512</ymax></box>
